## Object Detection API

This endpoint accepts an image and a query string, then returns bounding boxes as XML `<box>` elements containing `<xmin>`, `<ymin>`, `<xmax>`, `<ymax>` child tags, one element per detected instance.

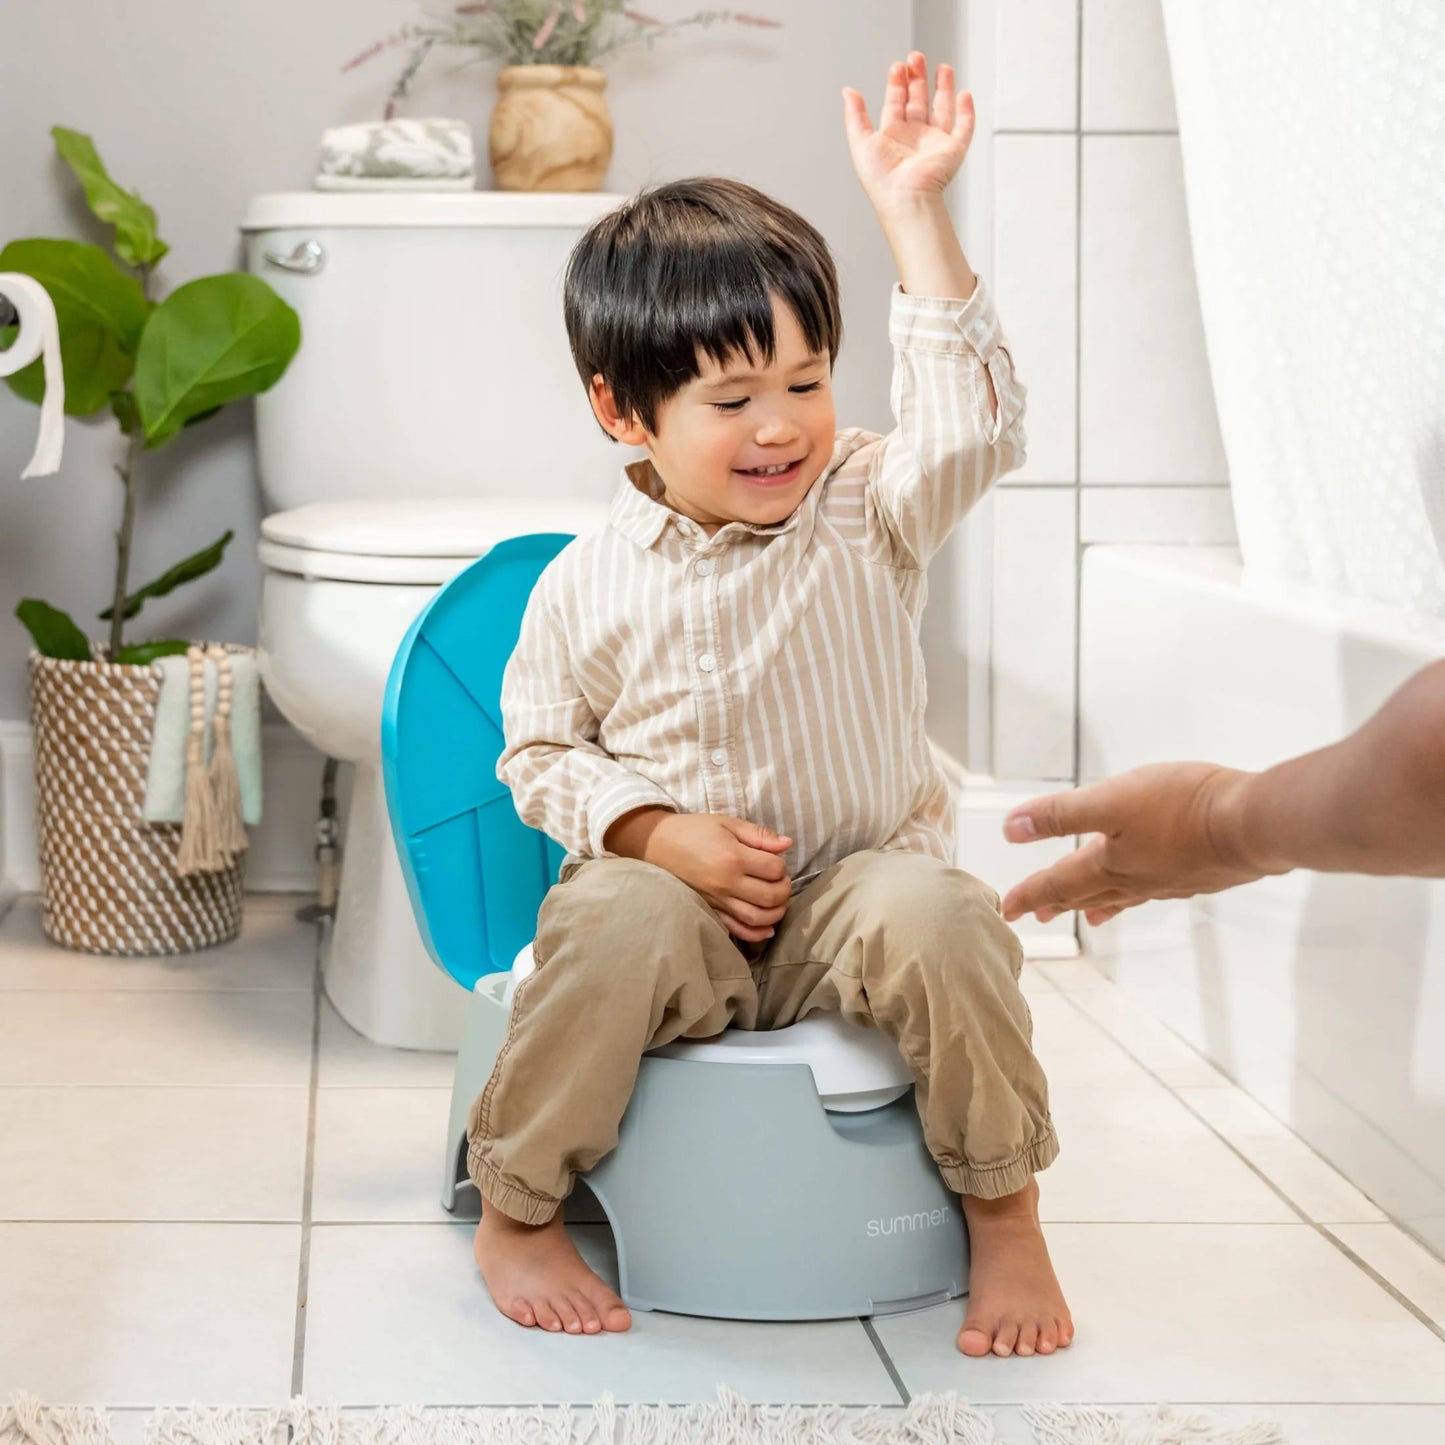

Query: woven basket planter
<box><xmin>27</xmin><ymin>647</ymin><xmax>247</xmax><ymax>955</ymax></box>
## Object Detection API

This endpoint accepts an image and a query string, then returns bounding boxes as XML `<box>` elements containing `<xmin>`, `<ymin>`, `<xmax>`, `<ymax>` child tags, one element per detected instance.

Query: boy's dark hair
<box><xmin>563</xmin><ymin>177</ymin><xmax>843</xmax><ymax>437</ymax></box>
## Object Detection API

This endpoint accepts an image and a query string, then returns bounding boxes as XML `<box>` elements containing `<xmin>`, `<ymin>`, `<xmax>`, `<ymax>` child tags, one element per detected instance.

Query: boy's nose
<box><xmin>756</xmin><ymin>413</ymin><xmax>800</xmax><ymax>443</ymax></box>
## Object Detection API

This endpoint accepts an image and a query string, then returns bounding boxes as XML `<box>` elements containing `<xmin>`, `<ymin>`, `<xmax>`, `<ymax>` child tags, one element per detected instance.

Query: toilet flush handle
<box><xmin>263</xmin><ymin>239</ymin><xmax>325</xmax><ymax>275</ymax></box>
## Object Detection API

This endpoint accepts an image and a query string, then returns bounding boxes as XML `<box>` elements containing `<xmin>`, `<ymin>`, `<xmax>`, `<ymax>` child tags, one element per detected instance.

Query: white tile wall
<box><xmin>1080</xmin><ymin>0</ymin><xmax>1178</xmax><ymax>130</ymax></box>
<box><xmin>994</xmin><ymin>0</ymin><xmax>1078</xmax><ymax>131</ymax></box>
<box><xmin>990</xmin><ymin>489</ymin><xmax>1077</xmax><ymax>780</ymax></box>
<box><xmin>1079</xmin><ymin>135</ymin><xmax>1228</xmax><ymax>484</ymax></box>
<box><xmin>973</xmin><ymin>0</ymin><xmax>1231</xmax><ymax>788</ymax></box>
<box><xmin>1080</xmin><ymin>485</ymin><xmax>1237</xmax><ymax>544</ymax></box>
<box><xmin>994</xmin><ymin>136</ymin><xmax>1078</xmax><ymax>484</ymax></box>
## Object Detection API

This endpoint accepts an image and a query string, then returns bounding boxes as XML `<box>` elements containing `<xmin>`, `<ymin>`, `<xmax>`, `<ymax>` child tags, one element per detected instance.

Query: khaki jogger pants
<box><xmin>466</xmin><ymin>849</ymin><xmax>1059</xmax><ymax>1225</ymax></box>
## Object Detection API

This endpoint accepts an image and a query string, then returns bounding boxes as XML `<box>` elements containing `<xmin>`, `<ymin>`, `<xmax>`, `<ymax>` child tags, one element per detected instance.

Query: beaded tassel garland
<box><xmin>175</xmin><ymin>645</ymin><xmax>248</xmax><ymax>876</ymax></box>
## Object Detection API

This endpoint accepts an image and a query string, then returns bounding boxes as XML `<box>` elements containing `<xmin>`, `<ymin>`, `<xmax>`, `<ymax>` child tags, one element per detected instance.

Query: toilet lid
<box><xmin>260</xmin><ymin>499</ymin><xmax>610</xmax><ymax>583</ymax></box>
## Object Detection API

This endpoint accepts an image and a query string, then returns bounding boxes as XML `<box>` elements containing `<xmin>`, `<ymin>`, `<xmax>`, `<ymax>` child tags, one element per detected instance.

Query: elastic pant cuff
<box><xmin>469</xmin><ymin>1152</ymin><xmax>562</xmax><ymax>1225</ymax></box>
<box><xmin>940</xmin><ymin>1124</ymin><xmax>1060</xmax><ymax>1200</ymax></box>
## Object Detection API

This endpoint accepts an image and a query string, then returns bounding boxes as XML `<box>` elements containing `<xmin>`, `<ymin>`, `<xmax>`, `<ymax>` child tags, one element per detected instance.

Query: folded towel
<box><xmin>144</xmin><ymin>647</ymin><xmax>262</xmax><ymax>828</ymax></box>
<box><xmin>317</xmin><ymin>118</ymin><xmax>475</xmax><ymax>187</ymax></box>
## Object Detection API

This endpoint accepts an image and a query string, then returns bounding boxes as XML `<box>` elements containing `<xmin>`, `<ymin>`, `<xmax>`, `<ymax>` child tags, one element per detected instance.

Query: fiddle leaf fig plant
<box><xmin>2</xmin><ymin>126</ymin><xmax>301</xmax><ymax>665</ymax></box>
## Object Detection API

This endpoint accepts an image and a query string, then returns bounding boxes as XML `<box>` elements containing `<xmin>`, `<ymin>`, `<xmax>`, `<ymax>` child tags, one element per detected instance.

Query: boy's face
<box><xmin>590</xmin><ymin>294</ymin><xmax>837</xmax><ymax>534</ymax></box>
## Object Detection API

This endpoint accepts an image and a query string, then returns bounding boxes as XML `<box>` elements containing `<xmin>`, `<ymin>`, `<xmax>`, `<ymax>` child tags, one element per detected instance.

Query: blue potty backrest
<box><xmin>381</xmin><ymin>533</ymin><xmax>573</xmax><ymax>991</ymax></box>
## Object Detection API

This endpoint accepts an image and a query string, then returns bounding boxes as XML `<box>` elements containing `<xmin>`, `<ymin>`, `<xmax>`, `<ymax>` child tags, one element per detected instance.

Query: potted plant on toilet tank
<box><xmin>346</xmin><ymin>1</ymin><xmax>780</xmax><ymax>192</ymax></box>
<box><xmin>1</xmin><ymin>126</ymin><xmax>300</xmax><ymax>956</ymax></box>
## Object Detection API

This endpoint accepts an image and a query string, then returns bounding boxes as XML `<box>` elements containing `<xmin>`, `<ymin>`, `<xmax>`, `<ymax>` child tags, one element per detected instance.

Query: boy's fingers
<box><xmin>906</xmin><ymin>51</ymin><xmax>929</xmax><ymax>122</ymax></box>
<box><xmin>953</xmin><ymin>90</ymin><xmax>976</xmax><ymax>147</ymax></box>
<box><xmin>881</xmin><ymin>59</ymin><xmax>907</xmax><ymax>128</ymax></box>
<box><xmin>932</xmin><ymin>63</ymin><xmax>955</xmax><ymax>131</ymax></box>
<box><xmin>722</xmin><ymin>895</ymin><xmax>786</xmax><ymax>929</ymax></box>
<box><xmin>841</xmin><ymin>87</ymin><xmax>874</xmax><ymax>141</ymax></box>
<box><xmin>734</xmin><ymin>875</ymin><xmax>791</xmax><ymax>911</ymax></box>
<box><xmin>713</xmin><ymin>908</ymin><xmax>773</xmax><ymax>942</ymax></box>
<box><xmin>722</xmin><ymin>817</ymin><xmax>793</xmax><ymax>853</ymax></box>
<box><xmin>742</xmin><ymin>850</ymin><xmax>789</xmax><ymax>883</ymax></box>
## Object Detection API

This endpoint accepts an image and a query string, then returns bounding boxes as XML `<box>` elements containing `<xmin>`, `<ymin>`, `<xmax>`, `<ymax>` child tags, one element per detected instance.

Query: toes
<box><xmin>1036</xmin><ymin>1321</ymin><xmax>1058</xmax><ymax>1354</ymax></box>
<box><xmin>555</xmin><ymin>1293</ymin><xmax>585</xmax><ymax>1334</ymax></box>
<box><xmin>505</xmin><ymin>1297</ymin><xmax>537</xmax><ymax>1328</ymax></box>
<box><xmin>569</xmin><ymin>1290</ymin><xmax>603</xmax><ymax>1334</ymax></box>
<box><xmin>603</xmin><ymin>1301</ymin><xmax>633</xmax><ymax>1332</ymax></box>
<box><xmin>1016</xmin><ymin>1323</ymin><xmax>1038</xmax><ymax>1357</ymax></box>
<box><xmin>992</xmin><ymin>1322</ymin><xmax>1021</xmax><ymax>1357</ymax></box>
<box><xmin>957</xmin><ymin>1322</ymin><xmax>994</xmax><ymax>1357</ymax></box>
<box><xmin>536</xmin><ymin>1300</ymin><xmax>565</xmax><ymax>1332</ymax></box>
<box><xmin>1058</xmin><ymin>1317</ymin><xmax>1076</xmax><ymax>1348</ymax></box>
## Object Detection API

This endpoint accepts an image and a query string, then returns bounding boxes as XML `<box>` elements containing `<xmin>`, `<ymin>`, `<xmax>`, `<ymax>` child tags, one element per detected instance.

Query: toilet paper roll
<box><xmin>0</xmin><ymin>272</ymin><xmax>65</xmax><ymax>478</ymax></box>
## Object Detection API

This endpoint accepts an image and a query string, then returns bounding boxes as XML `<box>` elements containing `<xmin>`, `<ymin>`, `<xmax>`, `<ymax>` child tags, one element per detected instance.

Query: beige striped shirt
<box><xmin>498</xmin><ymin>279</ymin><xmax>1027</xmax><ymax>889</ymax></box>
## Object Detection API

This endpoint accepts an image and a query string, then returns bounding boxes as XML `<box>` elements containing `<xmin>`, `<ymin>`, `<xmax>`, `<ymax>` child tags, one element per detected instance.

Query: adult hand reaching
<box><xmin>999</xmin><ymin>764</ymin><xmax>1264</xmax><ymax>926</ymax></box>
<box><xmin>1000</xmin><ymin>660</ymin><xmax>1445</xmax><ymax>925</ymax></box>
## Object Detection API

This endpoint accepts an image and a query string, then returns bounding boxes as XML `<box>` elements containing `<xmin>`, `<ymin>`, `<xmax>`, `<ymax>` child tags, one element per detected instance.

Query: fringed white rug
<box><xmin>0</xmin><ymin>1388</ymin><xmax>1284</xmax><ymax>1445</ymax></box>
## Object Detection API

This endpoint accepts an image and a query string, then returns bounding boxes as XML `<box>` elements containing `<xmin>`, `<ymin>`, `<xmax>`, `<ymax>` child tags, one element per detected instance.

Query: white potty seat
<box><xmin>505</xmin><ymin>944</ymin><xmax>913</xmax><ymax>1113</ymax></box>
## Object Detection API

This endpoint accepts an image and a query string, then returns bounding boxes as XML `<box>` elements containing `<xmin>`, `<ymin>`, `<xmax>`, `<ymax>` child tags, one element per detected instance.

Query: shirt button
<box><xmin>710</xmin><ymin>748</ymin><xmax>727</xmax><ymax>767</ymax></box>
<box><xmin>698</xmin><ymin>653</ymin><xmax>717</xmax><ymax>673</ymax></box>
<box><xmin>696</xmin><ymin>558</ymin><xmax>715</xmax><ymax>577</ymax></box>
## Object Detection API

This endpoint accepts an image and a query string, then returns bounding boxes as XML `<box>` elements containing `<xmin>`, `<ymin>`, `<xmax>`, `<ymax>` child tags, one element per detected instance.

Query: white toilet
<box><xmin>241</xmin><ymin>192</ymin><xmax>628</xmax><ymax>1050</ymax></box>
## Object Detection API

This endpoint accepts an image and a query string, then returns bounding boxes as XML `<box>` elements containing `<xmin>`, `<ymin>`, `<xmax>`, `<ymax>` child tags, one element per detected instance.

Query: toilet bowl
<box><xmin>258</xmin><ymin>497</ymin><xmax>610</xmax><ymax>1050</ymax></box>
<box><xmin>241</xmin><ymin>189</ymin><xmax>631</xmax><ymax>1048</ymax></box>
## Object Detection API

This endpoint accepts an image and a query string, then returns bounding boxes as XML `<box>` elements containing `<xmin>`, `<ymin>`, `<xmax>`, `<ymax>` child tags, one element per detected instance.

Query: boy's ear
<box><xmin>588</xmin><ymin>374</ymin><xmax>650</xmax><ymax>447</ymax></box>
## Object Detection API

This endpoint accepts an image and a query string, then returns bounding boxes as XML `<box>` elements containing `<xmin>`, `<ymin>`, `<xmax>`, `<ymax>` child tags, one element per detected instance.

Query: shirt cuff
<box><xmin>587</xmin><ymin>770</ymin><xmax>678</xmax><ymax>858</ymax></box>
<box><xmin>887</xmin><ymin>276</ymin><xmax>1007</xmax><ymax>361</ymax></box>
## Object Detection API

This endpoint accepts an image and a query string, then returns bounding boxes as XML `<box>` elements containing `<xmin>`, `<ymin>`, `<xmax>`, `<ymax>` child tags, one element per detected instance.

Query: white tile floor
<box><xmin>3</xmin><ymin>894</ymin><xmax>1445</xmax><ymax>1442</ymax></box>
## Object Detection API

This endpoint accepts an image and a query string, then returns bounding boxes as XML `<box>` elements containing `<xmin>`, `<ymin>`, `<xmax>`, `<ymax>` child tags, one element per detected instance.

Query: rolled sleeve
<box><xmin>586</xmin><ymin>770</ymin><xmax>678</xmax><ymax>858</ymax></box>
<box><xmin>862</xmin><ymin>277</ymin><xmax>1029</xmax><ymax>567</ymax></box>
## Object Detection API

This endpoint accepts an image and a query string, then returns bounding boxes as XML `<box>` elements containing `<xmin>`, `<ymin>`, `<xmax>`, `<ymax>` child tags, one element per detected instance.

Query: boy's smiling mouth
<box><xmin>735</xmin><ymin>458</ymin><xmax>805</xmax><ymax>486</ymax></box>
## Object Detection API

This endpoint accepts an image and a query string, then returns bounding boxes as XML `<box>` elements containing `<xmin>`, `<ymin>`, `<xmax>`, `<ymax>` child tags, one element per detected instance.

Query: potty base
<box><xmin>443</xmin><ymin>978</ymin><xmax>969</xmax><ymax>1321</ymax></box>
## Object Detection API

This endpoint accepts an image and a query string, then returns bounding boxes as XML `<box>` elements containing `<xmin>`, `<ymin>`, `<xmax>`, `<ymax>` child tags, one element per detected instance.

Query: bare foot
<box><xmin>956</xmin><ymin>1178</ymin><xmax>1073</xmax><ymax>1358</ymax></box>
<box><xmin>472</xmin><ymin>1200</ymin><xmax>632</xmax><ymax>1334</ymax></box>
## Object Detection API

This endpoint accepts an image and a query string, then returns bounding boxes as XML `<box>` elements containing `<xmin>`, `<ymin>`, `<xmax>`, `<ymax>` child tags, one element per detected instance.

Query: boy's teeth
<box><xmin>746</xmin><ymin>463</ymin><xmax>792</xmax><ymax>475</ymax></box>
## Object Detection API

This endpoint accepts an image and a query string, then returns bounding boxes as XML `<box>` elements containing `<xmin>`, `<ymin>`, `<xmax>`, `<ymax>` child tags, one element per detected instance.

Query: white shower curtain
<box><xmin>1161</xmin><ymin>0</ymin><xmax>1445</xmax><ymax>615</ymax></box>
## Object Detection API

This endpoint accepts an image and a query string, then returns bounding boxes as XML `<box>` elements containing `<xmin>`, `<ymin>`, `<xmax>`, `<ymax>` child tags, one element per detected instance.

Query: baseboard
<box><xmin>0</xmin><ymin>718</ymin><xmax>329</xmax><ymax>895</ymax></box>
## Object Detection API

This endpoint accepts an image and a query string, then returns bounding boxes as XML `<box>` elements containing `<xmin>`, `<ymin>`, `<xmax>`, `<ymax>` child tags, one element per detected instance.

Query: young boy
<box><xmin>469</xmin><ymin>52</ymin><xmax>1072</xmax><ymax>1361</ymax></box>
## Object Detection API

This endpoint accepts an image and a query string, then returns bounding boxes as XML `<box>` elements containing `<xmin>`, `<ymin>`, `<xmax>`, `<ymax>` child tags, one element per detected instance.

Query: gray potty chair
<box><xmin>381</xmin><ymin>533</ymin><xmax>968</xmax><ymax>1322</ymax></box>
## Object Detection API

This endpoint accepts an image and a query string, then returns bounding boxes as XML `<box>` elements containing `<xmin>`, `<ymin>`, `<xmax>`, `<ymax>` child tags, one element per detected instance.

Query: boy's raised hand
<box><xmin>842</xmin><ymin>52</ymin><xmax>976</xmax><ymax>202</ymax></box>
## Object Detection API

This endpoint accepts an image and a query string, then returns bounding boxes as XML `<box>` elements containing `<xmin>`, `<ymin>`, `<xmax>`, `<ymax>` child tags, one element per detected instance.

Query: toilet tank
<box><xmin>241</xmin><ymin>192</ymin><xmax>632</xmax><ymax>513</ymax></box>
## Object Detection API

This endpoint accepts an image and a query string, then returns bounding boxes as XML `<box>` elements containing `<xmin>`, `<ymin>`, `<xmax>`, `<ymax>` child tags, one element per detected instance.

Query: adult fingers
<box><xmin>1000</xmin><ymin>840</ymin><xmax>1115</xmax><ymax>921</ymax></box>
<box><xmin>1004</xmin><ymin>780</ymin><xmax>1118</xmax><ymax>844</ymax></box>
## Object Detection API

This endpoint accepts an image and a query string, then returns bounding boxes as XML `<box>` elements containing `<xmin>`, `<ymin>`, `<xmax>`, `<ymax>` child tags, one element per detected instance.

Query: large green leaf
<box><xmin>52</xmin><ymin>126</ymin><xmax>169</xmax><ymax>269</ymax></box>
<box><xmin>0</xmin><ymin>238</ymin><xmax>149</xmax><ymax>416</ymax></box>
<box><xmin>99</xmin><ymin>529</ymin><xmax>234</xmax><ymax>622</ymax></box>
<box><xmin>0</xmin><ymin>238</ymin><xmax>149</xmax><ymax>350</ymax></box>
<box><xmin>134</xmin><ymin>275</ymin><xmax>300</xmax><ymax>447</ymax></box>
<box><xmin>16</xmin><ymin>600</ymin><xmax>92</xmax><ymax>661</ymax></box>
<box><xmin>114</xmin><ymin>639</ymin><xmax>189</xmax><ymax>666</ymax></box>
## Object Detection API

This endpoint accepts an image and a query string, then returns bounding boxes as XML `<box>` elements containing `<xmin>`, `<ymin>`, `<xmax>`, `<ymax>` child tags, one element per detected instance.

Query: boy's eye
<box><xmin>711</xmin><ymin>382</ymin><xmax>823</xmax><ymax>415</ymax></box>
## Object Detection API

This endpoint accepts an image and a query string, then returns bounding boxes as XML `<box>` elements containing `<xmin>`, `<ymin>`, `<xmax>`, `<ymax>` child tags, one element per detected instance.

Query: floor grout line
<box><xmin>1045</xmin><ymin>980</ymin><xmax>1445</xmax><ymax>1345</ymax></box>
<box><xmin>289</xmin><ymin>923</ymin><xmax>325</xmax><ymax>1396</ymax></box>
<box><xmin>859</xmin><ymin>1316</ymin><xmax>910</xmax><ymax>1404</ymax></box>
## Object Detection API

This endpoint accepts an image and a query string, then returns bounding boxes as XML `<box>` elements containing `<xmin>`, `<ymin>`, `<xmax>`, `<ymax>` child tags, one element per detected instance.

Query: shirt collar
<box><xmin>608</xmin><ymin>457</ymin><xmax>815</xmax><ymax>553</ymax></box>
